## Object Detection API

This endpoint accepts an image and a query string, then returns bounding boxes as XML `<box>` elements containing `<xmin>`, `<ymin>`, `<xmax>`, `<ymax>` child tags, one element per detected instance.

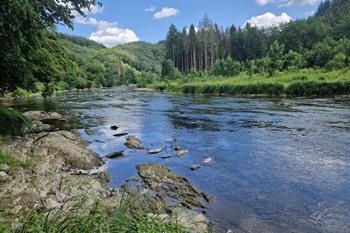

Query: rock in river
<box><xmin>191</xmin><ymin>165</ymin><xmax>201</xmax><ymax>171</ymax></box>
<box><xmin>176</xmin><ymin>149</ymin><xmax>188</xmax><ymax>157</ymax></box>
<box><xmin>122</xmin><ymin>164</ymin><xmax>209</xmax><ymax>211</ymax></box>
<box><xmin>148</xmin><ymin>147</ymin><xmax>163</xmax><ymax>154</ymax></box>
<box><xmin>111</xmin><ymin>125</ymin><xmax>119</xmax><ymax>130</ymax></box>
<box><xmin>124</xmin><ymin>136</ymin><xmax>144</xmax><ymax>149</ymax></box>
<box><xmin>121</xmin><ymin>164</ymin><xmax>211</xmax><ymax>232</ymax></box>
<box><xmin>106</xmin><ymin>151</ymin><xmax>124</xmax><ymax>159</ymax></box>
<box><xmin>113</xmin><ymin>132</ymin><xmax>128</xmax><ymax>137</ymax></box>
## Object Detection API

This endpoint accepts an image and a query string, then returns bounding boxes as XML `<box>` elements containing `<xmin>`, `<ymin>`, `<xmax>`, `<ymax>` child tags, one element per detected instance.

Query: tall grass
<box><xmin>0</xmin><ymin>106</ymin><xmax>32</xmax><ymax>136</ymax></box>
<box><xmin>150</xmin><ymin>69</ymin><xmax>350</xmax><ymax>96</ymax></box>
<box><xmin>0</xmin><ymin>198</ymin><xmax>198</xmax><ymax>233</ymax></box>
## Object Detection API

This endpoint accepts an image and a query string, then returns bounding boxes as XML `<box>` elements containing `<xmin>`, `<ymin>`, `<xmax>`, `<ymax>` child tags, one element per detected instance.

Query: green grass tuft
<box><xmin>0</xmin><ymin>106</ymin><xmax>32</xmax><ymax>136</ymax></box>
<box><xmin>0</xmin><ymin>199</ymin><xmax>199</xmax><ymax>233</ymax></box>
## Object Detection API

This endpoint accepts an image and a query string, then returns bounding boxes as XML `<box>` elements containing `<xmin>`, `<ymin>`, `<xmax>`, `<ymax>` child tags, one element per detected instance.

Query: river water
<box><xmin>5</xmin><ymin>88</ymin><xmax>350</xmax><ymax>233</ymax></box>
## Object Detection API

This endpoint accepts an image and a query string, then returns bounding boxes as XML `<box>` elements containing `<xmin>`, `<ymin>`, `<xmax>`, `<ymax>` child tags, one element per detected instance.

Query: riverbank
<box><xmin>0</xmin><ymin>110</ymin><xmax>211</xmax><ymax>232</ymax></box>
<box><xmin>148</xmin><ymin>69</ymin><xmax>350</xmax><ymax>96</ymax></box>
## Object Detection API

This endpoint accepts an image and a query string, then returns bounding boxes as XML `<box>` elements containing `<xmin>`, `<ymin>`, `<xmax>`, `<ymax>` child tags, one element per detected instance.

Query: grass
<box><xmin>0</xmin><ymin>199</ymin><xmax>197</xmax><ymax>233</ymax></box>
<box><xmin>0</xmin><ymin>151</ymin><xmax>34</xmax><ymax>176</ymax></box>
<box><xmin>0</xmin><ymin>106</ymin><xmax>32</xmax><ymax>136</ymax></box>
<box><xmin>149</xmin><ymin>69</ymin><xmax>350</xmax><ymax>96</ymax></box>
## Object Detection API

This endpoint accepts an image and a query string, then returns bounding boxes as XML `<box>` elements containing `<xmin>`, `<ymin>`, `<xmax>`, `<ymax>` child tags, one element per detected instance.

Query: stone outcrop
<box><xmin>121</xmin><ymin>164</ymin><xmax>211</xmax><ymax>232</ymax></box>
<box><xmin>0</xmin><ymin>130</ymin><xmax>119</xmax><ymax>219</ymax></box>
<box><xmin>23</xmin><ymin>111</ymin><xmax>62</xmax><ymax>121</ymax></box>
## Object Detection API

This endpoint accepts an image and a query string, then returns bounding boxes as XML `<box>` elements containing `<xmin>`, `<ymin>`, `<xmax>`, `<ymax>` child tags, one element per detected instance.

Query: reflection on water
<box><xmin>3</xmin><ymin>88</ymin><xmax>350</xmax><ymax>233</ymax></box>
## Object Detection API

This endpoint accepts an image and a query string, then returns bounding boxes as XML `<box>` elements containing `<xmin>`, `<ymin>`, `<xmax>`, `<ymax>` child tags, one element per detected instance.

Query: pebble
<box><xmin>0</xmin><ymin>171</ymin><xmax>10</xmax><ymax>182</ymax></box>
<box><xmin>0</xmin><ymin>164</ymin><xmax>10</xmax><ymax>172</ymax></box>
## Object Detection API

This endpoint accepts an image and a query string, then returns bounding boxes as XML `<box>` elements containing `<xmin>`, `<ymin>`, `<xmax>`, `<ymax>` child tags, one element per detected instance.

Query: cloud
<box><xmin>256</xmin><ymin>0</ymin><xmax>320</xmax><ymax>6</ymax></box>
<box><xmin>145</xmin><ymin>6</ymin><xmax>156</xmax><ymax>12</ymax></box>
<box><xmin>87</xmin><ymin>4</ymin><xmax>103</xmax><ymax>14</ymax></box>
<box><xmin>153</xmin><ymin>7</ymin><xmax>179</xmax><ymax>19</ymax></box>
<box><xmin>75</xmin><ymin>17</ymin><xmax>139</xmax><ymax>47</ymax></box>
<box><xmin>245</xmin><ymin>12</ymin><xmax>292</xmax><ymax>28</ymax></box>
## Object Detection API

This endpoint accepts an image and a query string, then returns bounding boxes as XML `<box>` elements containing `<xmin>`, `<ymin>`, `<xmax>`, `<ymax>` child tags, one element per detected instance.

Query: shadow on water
<box><xmin>4</xmin><ymin>88</ymin><xmax>350</xmax><ymax>233</ymax></box>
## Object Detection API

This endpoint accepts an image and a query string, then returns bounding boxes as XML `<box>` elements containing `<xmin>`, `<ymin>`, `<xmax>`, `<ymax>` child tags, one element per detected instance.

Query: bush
<box><xmin>11</xmin><ymin>87</ymin><xmax>32</xmax><ymax>97</ymax></box>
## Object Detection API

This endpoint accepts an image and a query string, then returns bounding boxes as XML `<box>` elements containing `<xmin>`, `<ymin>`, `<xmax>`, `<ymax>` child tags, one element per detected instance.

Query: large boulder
<box><xmin>122</xmin><ymin>164</ymin><xmax>210</xmax><ymax>211</ymax></box>
<box><xmin>121</xmin><ymin>164</ymin><xmax>211</xmax><ymax>232</ymax></box>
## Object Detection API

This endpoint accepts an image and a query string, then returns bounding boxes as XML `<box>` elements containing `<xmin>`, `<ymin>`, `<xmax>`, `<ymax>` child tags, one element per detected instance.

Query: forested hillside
<box><xmin>60</xmin><ymin>34</ymin><xmax>164</xmax><ymax>89</ymax></box>
<box><xmin>163</xmin><ymin>0</ymin><xmax>350</xmax><ymax>76</ymax></box>
<box><xmin>0</xmin><ymin>0</ymin><xmax>164</xmax><ymax>97</ymax></box>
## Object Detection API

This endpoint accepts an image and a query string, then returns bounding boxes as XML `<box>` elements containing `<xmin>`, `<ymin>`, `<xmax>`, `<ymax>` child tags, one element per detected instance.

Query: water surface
<box><xmin>5</xmin><ymin>88</ymin><xmax>350</xmax><ymax>233</ymax></box>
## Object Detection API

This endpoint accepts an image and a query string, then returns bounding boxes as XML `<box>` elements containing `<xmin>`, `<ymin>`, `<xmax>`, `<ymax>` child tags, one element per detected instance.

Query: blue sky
<box><xmin>58</xmin><ymin>0</ymin><xmax>321</xmax><ymax>47</ymax></box>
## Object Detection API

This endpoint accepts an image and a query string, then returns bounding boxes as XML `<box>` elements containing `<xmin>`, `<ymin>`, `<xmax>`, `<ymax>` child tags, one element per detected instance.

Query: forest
<box><xmin>163</xmin><ymin>0</ymin><xmax>350</xmax><ymax>76</ymax></box>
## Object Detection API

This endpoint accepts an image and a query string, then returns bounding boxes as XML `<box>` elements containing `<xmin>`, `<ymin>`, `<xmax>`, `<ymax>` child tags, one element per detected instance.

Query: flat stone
<box><xmin>203</xmin><ymin>157</ymin><xmax>213</xmax><ymax>164</ymax></box>
<box><xmin>176</xmin><ymin>149</ymin><xmax>188</xmax><ymax>157</ymax></box>
<box><xmin>148</xmin><ymin>148</ymin><xmax>163</xmax><ymax>154</ymax></box>
<box><xmin>106</xmin><ymin>151</ymin><xmax>124</xmax><ymax>159</ymax></box>
<box><xmin>113</xmin><ymin>132</ymin><xmax>128</xmax><ymax>137</ymax></box>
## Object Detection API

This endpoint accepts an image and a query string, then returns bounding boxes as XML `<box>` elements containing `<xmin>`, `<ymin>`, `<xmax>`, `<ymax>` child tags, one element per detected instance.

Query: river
<box><xmin>5</xmin><ymin>87</ymin><xmax>350</xmax><ymax>233</ymax></box>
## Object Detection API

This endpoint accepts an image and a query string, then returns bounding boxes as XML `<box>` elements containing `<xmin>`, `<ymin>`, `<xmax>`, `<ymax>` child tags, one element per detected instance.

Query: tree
<box><xmin>0</xmin><ymin>0</ymin><xmax>99</xmax><ymax>91</ymax></box>
<box><xmin>267</xmin><ymin>41</ymin><xmax>284</xmax><ymax>76</ymax></box>
<box><xmin>161</xmin><ymin>59</ymin><xmax>177</xmax><ymax>79</ymax></box>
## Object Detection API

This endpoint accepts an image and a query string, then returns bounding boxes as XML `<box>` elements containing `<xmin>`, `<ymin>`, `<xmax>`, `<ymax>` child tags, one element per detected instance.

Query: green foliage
<box><xmin>211</xmin><ymin>57</ymin><xmax>241</xmax><ymax>77</ymax></box>
<box><xmin>0</xmin><ymin>200</ymin><xmax>192</xmax><ymax>233</ymax></box>
<box><xmin>0</xmin><ymin>106</ymin><xmax>32</xmax><ymax>136</ymax></box>
<box><xmin>162</xmin><ymin>59</ymin><xmax>178</xmax><ymax>79</ymax></box>
<box><xmin>150</xmin><ymin>69</ymin><xmax>350</xmax><ymax>97</ymax></box>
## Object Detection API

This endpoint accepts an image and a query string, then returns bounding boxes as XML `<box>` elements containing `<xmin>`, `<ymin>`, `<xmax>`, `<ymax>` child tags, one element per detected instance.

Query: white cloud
<box><xmin>87</xmin><ymin>4</ymin><xmax>103</xmax><ymax>14</ymax></box>
<box><xmin>145</xmin><ymin>6</ymin><xmax>156</xmax><ymax>12</ymax></box>
<box><xmin>153</xmin><ymin>7</ymin><xmax>179</xmax><ymax>19</ymax></box>
<box><xmin>256</xmin><ymin>0</ymin><xmax>320</xmax><ymax>6</ymax></box>
<box><xmin>75</xmin><ymin>17</ymin><xmax>139</xmax><ymax>47</ymax></box>
<box><xmin>245</xmin><ymin>12</ymin><xmax>292</xmax><ymax>28</ymax></box>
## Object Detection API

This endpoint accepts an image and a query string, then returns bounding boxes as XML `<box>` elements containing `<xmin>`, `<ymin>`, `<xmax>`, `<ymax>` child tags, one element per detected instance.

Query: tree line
<box><xmin>163</xmin><ymin>0</ymin><xmax>350</xmax><ymax>77</ymax></box>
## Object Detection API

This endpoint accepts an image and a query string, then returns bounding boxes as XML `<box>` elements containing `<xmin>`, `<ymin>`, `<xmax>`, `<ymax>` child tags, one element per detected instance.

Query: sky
<box><xmin>58</xmin><ymin>0</ymin><xmax>322</xmax><ymax>47</ymax></box>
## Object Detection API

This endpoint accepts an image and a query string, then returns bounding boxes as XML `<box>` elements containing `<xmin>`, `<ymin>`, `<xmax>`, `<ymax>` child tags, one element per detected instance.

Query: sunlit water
<box><xmin>4</xmin><ymin>88</ymin><xmax>350</xmax><ymax>233</ymax></box>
